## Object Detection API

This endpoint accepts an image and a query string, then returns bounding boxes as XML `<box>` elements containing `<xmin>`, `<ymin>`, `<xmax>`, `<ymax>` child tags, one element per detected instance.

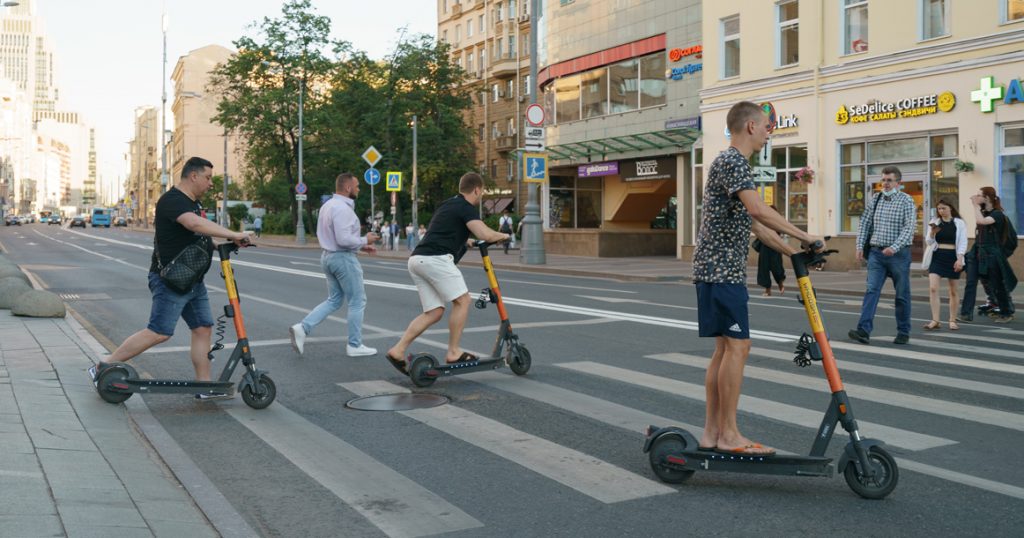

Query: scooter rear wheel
<box><xmin>648</xmin><ymin>434</ymin><xmax>695</xmax><ymax>484</ymax></box>
<box><xmin>843</xmin><ymin>445</ymin><xmax>898</xmax><ymax>499</ymax></box>
<box><xmin>509</xmin><ymin>344</ymin><xmax>531</xmax><ymax>376</ymax></box>
<box><xmin>96</xmin><ymin>365</ymin><xmax>136</xmax><ymax>404</ymax></box>
<box><xmin>241</xmin><ymin>374</ymin><xmax>277</xmax><ymax>409</ymax></box>
<box><xmin>409</xmin><ymin>354</ymin><xmax>438</xmax><ymax>388</ymax></box>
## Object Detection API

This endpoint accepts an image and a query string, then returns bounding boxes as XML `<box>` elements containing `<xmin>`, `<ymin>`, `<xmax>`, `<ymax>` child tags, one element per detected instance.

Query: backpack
<box><xmin>1001</xmin><ymin>216</ymin><xmax>1018</xmax><ymax>257</ymax></box>
<box><xmin>499</xmin><ymin>216</ymin><xmax>512</xmax><ymax>233</ymax></box>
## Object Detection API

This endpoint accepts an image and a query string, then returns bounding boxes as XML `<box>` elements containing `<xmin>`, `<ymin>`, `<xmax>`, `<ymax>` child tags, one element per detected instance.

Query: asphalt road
<box><xmin>3</xmin><ymin>224</ymin><xmax>1022</xmax><ymax>537</ymax></box>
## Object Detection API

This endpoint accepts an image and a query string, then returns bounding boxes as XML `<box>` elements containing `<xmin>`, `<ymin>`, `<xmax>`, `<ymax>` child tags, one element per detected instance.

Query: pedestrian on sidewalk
<box><xmin>391</xmin><ymin>221</ymin><xmax>400</xmax><ymax>251</ymax></box>
<box><xmin>384</xmin><ymin>172</ymin><xmax>509</xmax><ymax>373</ymax></box>
<box><xmin>959</xmin><ymin>187</ymin><xmax>1017</xmax><ymax>324</ymax></box>
<box><xmin>418</xmin><ymin>223</ymin><xmax>426</xmax><ymax>241</ymax></box>
<box><xmin>692</xmin><ymin>101</ymin><xmax>823</xmax><ymax>456</ymax></box>
<box><xmin>753</xmin><ymin>205</ymin><xmax>786</xmax><ymax>297</ymax></box>
<box><xmin>253</xmin><ymin>215</ymin><xmax>263</xmax><ymax>238</ymax></box>
<box><xmin>848</xmin><ymin>166</ymin><xmax>916</xmax><ymax>346</ymax></box>
<box><xmin>290</xmin><ymin>173</ymin><xmax>380</xmax><ymax>357</ymax></box>
<box><xmin>381</xmin><ymin>220</ymin><xmax>392</xmax><ymax>251</ymax></box>
<box><xmin>405</xmin><ymin>222</ymin><xmax>415</xmax><ymax>250</ymax></box>
<box><xmin>499</xmin><ymin>209</ymin><xmax>514</xmax><ymax>254</ymax></box>
<box><xmin>88</xmin><ymin>157</ymin><xmax>254</xmax><ymax>400</ymax></box>
<box><xmin>922</xmin><ymin>198</ymin><xmax>966</xmax><ymax>331</ymax></box>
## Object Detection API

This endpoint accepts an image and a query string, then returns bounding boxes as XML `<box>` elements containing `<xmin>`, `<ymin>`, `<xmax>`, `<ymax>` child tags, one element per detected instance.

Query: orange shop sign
<box><xmin>669</xmin><ymin>45</ymin><xmax>702</xmax><ymax>62</ymax></box>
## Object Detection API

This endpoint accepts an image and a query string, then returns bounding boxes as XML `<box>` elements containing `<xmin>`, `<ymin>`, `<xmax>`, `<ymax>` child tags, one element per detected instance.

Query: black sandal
<box><xmin>385</xmin><ymin>354</ymin><xmax>408</xmax><ymax>375</ymax></box>
<box><xmin>447</xmin><ymin>352</ymin><xmax>479</xmax><ymax>364</ymax></box>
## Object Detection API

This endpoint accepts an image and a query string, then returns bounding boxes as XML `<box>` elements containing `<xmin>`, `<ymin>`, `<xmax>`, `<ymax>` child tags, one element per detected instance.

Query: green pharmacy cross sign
<box><xmin>971</xmin><ymin>75</ymin><xmax>1024</xmax><ymax>113</ymax></box>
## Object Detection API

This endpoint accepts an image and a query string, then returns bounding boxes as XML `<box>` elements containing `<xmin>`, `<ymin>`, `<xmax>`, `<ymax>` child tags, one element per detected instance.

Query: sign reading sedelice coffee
<box><xmin>622</xmin><ymin>157</ymin><xmax>676</xmax><ymax>182</ymax></box>
<box><xmin>578</xmin><ymin>161</ymin><xmax>619</xmax><ymax>178</ymax></box>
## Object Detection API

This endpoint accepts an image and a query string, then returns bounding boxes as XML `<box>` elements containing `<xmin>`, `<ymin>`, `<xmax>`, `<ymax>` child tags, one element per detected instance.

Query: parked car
<box><xmin>70</xmin><ymin>216</ymin><xmax>87</xmax><ymax>228</ymax></box>
<box><xmin>4</xmin><ymin>215</ymin><xmax>20</xmax><ymax>226</ymax></box>
<box><xmin>47</xmin><ymin>215</ymin><xmax>60</xmax><ymax>225</ymax></box>
<box><xmin>114</xmin><ymin>216</ymin><xmax>127</xmax><ymax>227</ymax></box>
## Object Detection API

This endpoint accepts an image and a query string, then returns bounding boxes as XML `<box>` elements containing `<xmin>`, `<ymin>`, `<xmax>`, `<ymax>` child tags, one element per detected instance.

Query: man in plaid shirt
<box><xmin>849</xmin><ymin>166</ymin><xmax>916</xmax><ymax>345</ymax></box>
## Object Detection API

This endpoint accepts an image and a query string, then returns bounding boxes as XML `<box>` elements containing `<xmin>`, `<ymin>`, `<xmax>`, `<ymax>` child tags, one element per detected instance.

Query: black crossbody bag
<box><xmin>861</xmin><ymin>192</ymin><xmax>883</xmax><ymax>260</ymax></box>
<box><xmin>155</xmin><ymin>235</ymin><xmax>213</xmax><ymax>294</ymax></box>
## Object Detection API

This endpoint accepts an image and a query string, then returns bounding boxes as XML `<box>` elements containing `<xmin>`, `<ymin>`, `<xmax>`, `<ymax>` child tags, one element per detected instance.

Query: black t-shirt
<box><xmin>934</xmin><ymin>219</ymin><xmax>956</xmax><ymax>244</ymax></box>
<box><xmin>412</xmin><ymin>194</ymin><xmax>481</xmax><ymax>263</ymax></box>
<box><xmin>977</xmin><ymin>209</ymin><xmax>1006</xmax><ymax>246</ymax></box>
<box><xmin>149</xmin><ymin>187</ymin><xmax>212</xmax><ymax>274</ymax></box>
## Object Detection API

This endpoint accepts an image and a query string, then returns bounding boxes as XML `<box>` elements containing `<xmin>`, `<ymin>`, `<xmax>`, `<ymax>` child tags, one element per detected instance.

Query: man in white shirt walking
<box><xmin>290</xmin><ymin>172</ymin><xmax>380</xmax><ymax>357</ymax></box>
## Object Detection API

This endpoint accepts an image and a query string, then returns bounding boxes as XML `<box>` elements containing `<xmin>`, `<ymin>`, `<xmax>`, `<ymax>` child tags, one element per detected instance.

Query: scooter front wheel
<box><xmin>241</xmin><ymin>374</ymin><xmax>276</xmax><ymax>409</ymax></box>
<box><xmin>844</xmin><ymin>445</ymin><xmax>898</xmax><ymax>499</ymax></box>
<box><xmin>509</xmin><ymin>344</ymin><xmax>531</xmax><ymax>376</ymax></box>
<box><xmin>96</xmin><ymin>365</ymin><xmax>137</xmax><ymax>404</ymax></box>
<box><xmin>409</xmin><ymin>354</ymin><xmax>438</xmax><ymax>388</ymax></box>
<box><xmin>648</xmin><ymin>434</ymin><xmax>695</xmax><ymax>484</ymax></box>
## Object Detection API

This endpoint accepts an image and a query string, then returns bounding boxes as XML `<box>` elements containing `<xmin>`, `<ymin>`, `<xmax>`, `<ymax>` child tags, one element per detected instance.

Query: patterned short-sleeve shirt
<box><xmin>692</xmin><ymin>146</ymin><xmax>757</xmax><ymax>284</ymax></box>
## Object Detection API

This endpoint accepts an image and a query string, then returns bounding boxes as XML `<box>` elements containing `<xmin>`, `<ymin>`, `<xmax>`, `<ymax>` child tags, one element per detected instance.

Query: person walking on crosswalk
<box><xmin>691</xmin><ymin>101</ymin><xmax>823</xmax><ymax>456</ymax></box>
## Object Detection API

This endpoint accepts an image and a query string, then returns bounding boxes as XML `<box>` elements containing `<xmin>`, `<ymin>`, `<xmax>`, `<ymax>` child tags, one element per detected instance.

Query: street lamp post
<box><xmin>411</xmin><ymin>114</ymin><xmax>418</xmax><ymax>249</ymax></box>
<box><xmin>160</xmin><ymin>12</ymin><xmax>170</xmax><ymax>192</ymax></box>
<box><xmin>222</xmin><ymin>127</ymin><xmax>229</xmax><ymax>228</ymax></box>
<box><xmin>295</xmin><ymin>75</ymin><xmax>307</xmax><ymax>245</ymax></box>
<box><xmin>521</xmin><ymin>0</ymin><xmax>546</xmax><ymax>264</ymax></box>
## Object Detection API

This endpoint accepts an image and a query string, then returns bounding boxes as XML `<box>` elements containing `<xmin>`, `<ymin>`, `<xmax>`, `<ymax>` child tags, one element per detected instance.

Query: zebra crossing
<box><xmin>196</xmin><ymin>326</ymin><xmax>1024</xmax><ymax>537</ymax></box>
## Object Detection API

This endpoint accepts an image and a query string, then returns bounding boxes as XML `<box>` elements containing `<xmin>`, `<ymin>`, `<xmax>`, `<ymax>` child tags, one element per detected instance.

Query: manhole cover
<box><xmin>345</xmin><ymin>393</ymin><xmax>449</xmax><ymax>411</ymax></box>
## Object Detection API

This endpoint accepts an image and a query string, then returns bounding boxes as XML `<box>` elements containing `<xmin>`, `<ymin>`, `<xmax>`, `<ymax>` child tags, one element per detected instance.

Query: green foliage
<box><xmin>199</xmin><ymin>175</ymin><xmax>244</xmax><ymax>212</ymax></box>
<box><xmin>261</xmin><ymin>210</ymin><xmax>313</xmax><ymax>235</ymax></box>
<box><xmin>228</xmin><ymin>204</ymin><xmax>250</xmax><ymax>231</ymax></box>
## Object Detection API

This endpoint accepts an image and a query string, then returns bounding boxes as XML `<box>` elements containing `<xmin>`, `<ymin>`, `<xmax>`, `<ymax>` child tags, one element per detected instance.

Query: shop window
<box><xmin>867</xmin><ymin>137</ymin><xmax>927</xmax><ymax>162</ymax></box>
<box><xmin>999</xmin><ymin>124</ymin><xmax>1024</xmax><ymax>235</ymax></box>
<box><xmin>639</xmin><ymin>54</ymin><xmax>666</xmax><ymax>108</ymax></box>
<box><xmin>609</xmin><ymin>59</ymin><xmax>639</xmax><ymax>113</ymax></box>
<box><xmin>843</xmin><ymin>0</ymin><xmax>869</xmax><ymax>54</ymax></box>
<box><xmin>721</xmin><ymin>15</ymin><xmax>740</xmax><ymax>78</ymax></box>
<box><xmin>1002</xmin><ymin>0</ymin><xmax>1024</xmax><ymax>23</ymax></box>
<box><xmin>777</xmin><ymin>1</ymin><xmax>799</xmax><ymax>67</ymax></box>
<box><xmin>548</xmin><ymin>176</ymin><xmax>602</xmax><ymax>228</ymax></box>
<box><xmin>581</xmin><ymin>69</ymin><xmax>608</xmax><ymax>118</ymax></box>
<box><xmin>764</xmin><ymin>146</ymin><xmax>808</xmax><ymax>231</ymax></box>
<box><xmin>555</xmin><ymin>75</ymin><xmax>581</xmax><ymax>123</ymax></box>
<box><xmin>921</xmin><ymin>0</ymin><xmax>949</xmax><ymax>40</ymax></box>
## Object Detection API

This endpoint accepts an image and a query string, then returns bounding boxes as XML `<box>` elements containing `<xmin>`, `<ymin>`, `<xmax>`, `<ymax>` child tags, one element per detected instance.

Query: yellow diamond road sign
<box><xmin>361</xmin><ymin>146</ymin><xmax>382</xmax><ymax>167</ymax></box>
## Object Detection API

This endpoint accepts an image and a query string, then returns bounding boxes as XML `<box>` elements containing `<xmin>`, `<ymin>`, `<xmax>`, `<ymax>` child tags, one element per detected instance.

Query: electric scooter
<box><xmin>407</xmin><ymin>240</ymin><xmax>531</xmax><ymax>387</ymax></box>
<box><xmin>94</xmin><ymin>241</ymin><xmax>277</xmax><ymax>410</ymax></box>
<box><xmin>643</xmin><ymin>241</ymin><xmax>899</xmax><ymax>499</ymax></box>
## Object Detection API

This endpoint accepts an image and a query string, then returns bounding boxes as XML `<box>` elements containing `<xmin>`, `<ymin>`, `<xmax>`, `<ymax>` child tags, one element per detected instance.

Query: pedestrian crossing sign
<box><xmin>386</xmin><ymin>171</ymin><xmax>402</xmax><ymax>192</ymax></box>
<box><xmin>523</xmin><ymin>153</ymin><xmax>548</xmax><ymax>183</ymax></box>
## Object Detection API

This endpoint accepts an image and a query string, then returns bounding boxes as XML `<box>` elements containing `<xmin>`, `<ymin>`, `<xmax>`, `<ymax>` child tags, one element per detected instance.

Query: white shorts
<box><xmin>408</xmin><ymin>254</ymin><xmax>469</xmax><ymax>312</ymax></box>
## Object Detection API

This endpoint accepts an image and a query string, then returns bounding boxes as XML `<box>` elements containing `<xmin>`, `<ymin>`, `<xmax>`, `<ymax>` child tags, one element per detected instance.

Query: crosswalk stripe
<box><xmin>225</xmin><ymin>402</ymin><xmax>482</xmax><ymax>538</ymax></box>
<box><xmin>557</xmin><ymin>361</ymin><xmax>956</xmax><ymax>451</ymax></box>
<box><xmin>827</xmin><ymin>340</ymin><xmax>1024</xmax><ymax>375</ymax></box>
<box><xmin>646</xmin><ymin>353</ymin><xmax>1024</xmax><ymax>432</ymax></box>
<box><xmin>928</xmin><ymin>331</ymin><xmax>1024</xmax><ymax>347</ymax></box>
<box><xmin>875</xmin><ymin>335</ymin><xmax>1024</xmax><ymax>360</ymax></box>
<box><xmin>340</xmin><ymin>380</ymin><xmax>675</xmax><ymax>504</ymax></box>
<box><xmin>749</xmin><ymin>347</ymin><xmax>1024</xmax><ymax>400</ymax></box>
<box><xmin>896</xmin><ymin>459</ymin><xmax>1024</xmax><ymax>501</ymax></box>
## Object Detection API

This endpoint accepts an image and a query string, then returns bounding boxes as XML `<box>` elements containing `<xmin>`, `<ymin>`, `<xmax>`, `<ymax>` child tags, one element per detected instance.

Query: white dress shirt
<box><xmin>317</xmin><ymin>194</ymin><xmax>366</xmax><ymax>252</ymax></box>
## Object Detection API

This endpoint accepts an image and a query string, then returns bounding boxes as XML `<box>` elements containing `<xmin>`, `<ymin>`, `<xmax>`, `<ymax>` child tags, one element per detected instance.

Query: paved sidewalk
<box><xmin>0</xmin><ymin>309</ymin><xmax>218</xmax><ymax>538</ymax></box>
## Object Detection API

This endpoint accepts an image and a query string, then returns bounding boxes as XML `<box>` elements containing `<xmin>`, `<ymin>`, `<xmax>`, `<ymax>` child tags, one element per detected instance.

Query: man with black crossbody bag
<box><xmin>88</xmin><ymin>157</ymin><xmax>253</xmax><ymax>400</ymax></box>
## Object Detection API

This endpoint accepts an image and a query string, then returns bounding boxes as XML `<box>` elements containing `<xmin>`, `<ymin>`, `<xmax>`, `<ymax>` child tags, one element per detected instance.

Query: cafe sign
<box><xmin>835</xmin><ymin>92</ymin><xmax>956</xmax><ymax>125</ymax></box>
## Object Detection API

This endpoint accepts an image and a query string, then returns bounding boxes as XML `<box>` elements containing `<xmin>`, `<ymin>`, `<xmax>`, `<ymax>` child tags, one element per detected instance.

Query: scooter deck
<box><xmin>114</xmin><ymin>379</ymin><xmax>235</xmax><ymax>395</ymax></box>
<box><xmin>667</xmin><ymin>449</ymin><xmax>834</xmax><ymax>477</ymax></box>
<box><xmin>423</xmin><ymin>357</ymin><xmax>505</xmax><ymax>378</ymax></box>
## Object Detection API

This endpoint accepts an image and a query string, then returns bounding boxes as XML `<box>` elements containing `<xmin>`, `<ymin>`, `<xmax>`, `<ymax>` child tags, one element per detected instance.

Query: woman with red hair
<box><xmin>959</xmin><ymin>187</ymin><xmax>1017</xmax><ymax>323</ymax></box>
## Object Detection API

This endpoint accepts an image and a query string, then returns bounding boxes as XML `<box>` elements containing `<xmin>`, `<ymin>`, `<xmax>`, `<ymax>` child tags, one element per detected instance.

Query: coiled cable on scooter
<box><xmin>793</xmin><ymin>333</ymin><xmax>815</xmax><ymax>367</ymax></box>
<box><xmin>208</xmin><ymin>314</ymin><xmax>227</xmax><ymax>361</ymax></box>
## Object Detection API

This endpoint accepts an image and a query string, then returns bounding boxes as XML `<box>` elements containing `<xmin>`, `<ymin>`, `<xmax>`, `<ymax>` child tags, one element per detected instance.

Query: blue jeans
<box><xmin>857</xmin><ymin>247</ymin><xmax>911</xmax><ymax>336</ymax></box>
<box><xmin>300</xmin><ymin>251</ymin><xmax>367</xmax><ymax>347</ymax></box>
<box><xmin>146</xmin><ymin>273</ymin><xmax>214</xmax><ymax>336</ymax></box>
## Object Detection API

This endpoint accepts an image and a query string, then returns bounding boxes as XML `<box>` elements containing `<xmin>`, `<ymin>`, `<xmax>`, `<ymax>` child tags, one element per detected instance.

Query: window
<box><xmin>555</xmin><ymin>74</ymin><xmax>581</xmax><ymax>123</ymax></box>
<box><xmin>480</xmin><ymin>14</ymin><xmax>485</xmax><ymax>32</ymax></box>
<box><xmin>522</xmin><ymin>33</ymin><xmax>530</xmax><ymax>56</ymax></box>
<box><xmin>467</xmin><ymin>18</ymin><xmax>474</xmax><ymax>37</ymax></box>
<box><xmin>443</xmin><ymin>0</ymin><xmax>448</xmax><ymax>14</ymax></box>
<box><xmin>478</xmin><ymin>47</ymin><xmax>485</xmax><ymax>71</ymax></box>
<box><xmin>523</xmin><ymin>74</ymin><xmax>531</xmax><ymax>95</ymax></box>
<box><xmin>507</xmin><ymin>79</ymin><xmax>514</xmax><ymax>99</ymax></box>
<box><xmin>721</xmin><ymin>15</ymin><xmax>740</xmax><ymax>78</ymax></box>
<box><xmin>921</xmin><ymin>0</ymin><xmax>949</xmax><ymax>39</ymax></box>
<box><xmin>491</xmin><ymin>159</ymin><xmax>498</xmax><ymax>178</ymax></box>
<box><xmin>777</xmin><ymin>1</ymin><xmax>799</xmax><ymax>67</ymax></box>
<box><xmin>999</xmin><ymin>124</ymin><xmax>1024</xmax><ymax>234</ymax></box>
<box><xmin>496</xmin><ymin>2</ymin><xmax>503</xmax><ymax>21</ymax></box>
<box><xmin>509</xmin><ymin>35</ymin><xmax>516</xmax><ymax>56</ymax></box>
<box><xmin>581</xmin><ymin>68</ymin><xmax>608</xmax><ymax>118</ymax></box>
<box><xmin>509</xmin><ymin>0</ymin><xmax>516</xmax><ymax>19</ymax></box>
<box><xmin>843</xmin><ymin>0</ymin><xmax>869</xmax><ymax>54</ymax></box>
<box><xmin>495</xmin><ymin>38</ymin><xmax>503</xmax><ymax>60</ymax></box>
<box><xmin>508</xmin><ymin>159</ymin><xmax>515</xmax><ymax>179</ymax></box>
<box><xmin>549</xmin><ymin>176</ymin><xmax>602</xmax><ymax>228</ymax></box>
<box><xmin>455</xmin><ymin>24</ymin><xmax>461</xmax><ymax>43</ymax></box>
<box><xmin>609</xmin><ymin>59</ymin><xmax>639</xmax><ymax>113</ymax></box>
<box><xmin>639</xmin><ymin>54</ymin><xmax>666</xmax><ymax>108</ymax></box>
<box><xmin>1003</xmin><ymin>0</ymin><xmax>1024</xmax><ymax>23</ymax></box>
<box><xmin>507</xmin><ymin>117</ymin><xmax>515</xmax><ymax>135</ymax></box>
<box><xmin>468</xmin><ymin>52</ymin><xmax>475</xmax><ymax>74</ymax></box>
<box><xmin>492</xmin><ymin>84</ymin><xmax>500</xmax><ymax>103</ymax></box>
<box><xmin>491</xmin><ymin>121</ymin><xmax>499</xmax><ymax>139</ymax></box>
<box><xmin>442</xmin><ymin>30</ymin><xmax>448</xmax><ymax>43</ymax></box>
<box><xmin>478</xmin><ymin>124</ymin><xmax>485</xmax><ymax>141</ymax></box>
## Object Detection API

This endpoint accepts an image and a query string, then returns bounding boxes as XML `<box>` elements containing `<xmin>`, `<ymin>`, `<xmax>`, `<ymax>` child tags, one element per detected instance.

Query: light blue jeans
<box><xmin>856</xmin><ymin>247</ymin><xmax>912</xmax><ymax>336</ymax></box>
<box><xmin>301</xmin><ymin>251</ymin><xmax>367</xmax><ymax>347</ymax></box>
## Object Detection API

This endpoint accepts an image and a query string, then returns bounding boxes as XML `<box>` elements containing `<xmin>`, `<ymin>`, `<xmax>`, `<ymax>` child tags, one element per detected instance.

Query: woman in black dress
<box><xmin>923</xmin><ymin>198</ymin><xmax>966</xmax><ymax>330</ymax></box>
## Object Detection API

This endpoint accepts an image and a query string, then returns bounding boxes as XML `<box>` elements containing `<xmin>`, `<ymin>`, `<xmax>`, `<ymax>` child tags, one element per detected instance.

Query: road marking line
<box><xmin>928</xmin><ymin>331</ymin><xmax>1024</xmax><ymax>347</ymax></box>
<box><xmin>875</xmin><ymin>335</ymin><xmax>1024</xmax><ymax>360</ymax></box>
<box><xmin>647</xmin><ymin>353</ymin><xmax>1024</xmax><ymax>431</ymax></box>
<box><xmin>749</xmin><ymin>347</ymin><xmax>1024</xmax><ymax>400</ymax></box>
<box><xmin>896</xmin><ymin>459</ymin><xmax>1024</xmax><ymax>501</ymax></box>
<box><xmin>828</xmin><ymin>340</ymin><xmax>1024</xmax><ymax>375</ymax></box>
<box><xmin>340</xmin><ymin>380</ymin><xmax>675</xmax><ymax>504</ymax></box>
<box><xmin>225</xmin><ymin>402</ymin><xmax>482</xmax><ymax>538</ymax></box>
<box><xmin>556</xmin><ymin>361</ymin><xmax>956</xmax><ymax>451</ymax></box>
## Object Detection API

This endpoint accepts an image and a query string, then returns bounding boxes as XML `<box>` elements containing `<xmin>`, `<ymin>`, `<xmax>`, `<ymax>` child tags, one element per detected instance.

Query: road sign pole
<box><xmin>522</xmin><ymin>0</ymin><xmax>546</xmax><ymax>265</ymax></box>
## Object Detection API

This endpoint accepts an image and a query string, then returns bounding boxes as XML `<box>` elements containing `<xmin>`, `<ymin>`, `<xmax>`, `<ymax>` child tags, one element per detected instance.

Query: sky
<box><xmin>33</xmin><ymin>0</ymin><xmax>438</xmax><ymax>186</ymax></box>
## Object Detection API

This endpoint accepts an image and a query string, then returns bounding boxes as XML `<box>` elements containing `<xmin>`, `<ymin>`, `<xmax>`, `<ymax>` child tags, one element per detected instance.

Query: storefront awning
<box><xmin>483</xmin><ymin>197</ymin><xmax>514</xmax><ymax>215</ymax></box>
<box><xmin>546</xmin><ymin>127</ymin><xmax>701</xmax><ymax>162</ymax></box>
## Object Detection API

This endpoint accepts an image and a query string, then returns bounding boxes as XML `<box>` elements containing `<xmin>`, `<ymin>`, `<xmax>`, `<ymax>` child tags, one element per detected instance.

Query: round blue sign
<box><xmin>364</xmin><ymin>168</ymin><xmax>381</xmax><ymax>186</ymax></box>
<box><xmin>295</xmin><ymin>182</ymin><xmax>308</xmax><ymax>194</ymax></box>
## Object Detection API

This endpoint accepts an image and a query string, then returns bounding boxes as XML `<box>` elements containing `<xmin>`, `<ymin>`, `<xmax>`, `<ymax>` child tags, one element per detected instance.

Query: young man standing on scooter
<box><xmin>384</xmin><ymin>172</ymin><xmax>509</xmax><ymax>373</ymax></box>
<box><xmin>692</xmin><ymin>102</ymin><xmax>823</xmax><ymax>455</ymax></box>
<box><xmin>88</xmin><ymin>157</ymin><xmax>254</xmax><ymax>399</ymax></box>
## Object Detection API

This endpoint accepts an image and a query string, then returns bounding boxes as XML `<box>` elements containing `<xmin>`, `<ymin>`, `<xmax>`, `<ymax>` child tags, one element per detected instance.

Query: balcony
<box><xmin>490</xmin><ymin>53</ymin><xmax>518</xmax><ymax>78</ymax></box>
<box><xmin>495</xmin><ymin>135</ymin><xmax>517</xmax><ymax>151</ymax></box>
<box><xmin>494</xmin><ymin>19</ymin><xmax>516</xmax><ymax>35</ymax></box>
<box><xmin>452</xmin><ymin>3</ymin><xmax>462</xmax><ymax>17</ymax></box>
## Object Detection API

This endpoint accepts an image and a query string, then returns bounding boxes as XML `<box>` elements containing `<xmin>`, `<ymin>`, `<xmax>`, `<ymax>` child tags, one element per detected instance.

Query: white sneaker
<box><xmin>290</xmin><ymin>323</ymin><xmax>306</xmax><ymax>355</ymax></box>
<box><xmin>346</xmin><ymin>344</ymin><xmax>377</xmax><ymax>357</ymax></box>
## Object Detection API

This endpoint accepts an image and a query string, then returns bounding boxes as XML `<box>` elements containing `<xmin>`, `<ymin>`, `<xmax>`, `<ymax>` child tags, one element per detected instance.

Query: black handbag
<box><xmin>861</xmin><ymin>192</ymin><xmax>882</xmax><ymax>259</ymax></box>
<box><xmin>155</xmin><ymin>236</ymin><xmax>213</xmax><ymax>294</ymax></box>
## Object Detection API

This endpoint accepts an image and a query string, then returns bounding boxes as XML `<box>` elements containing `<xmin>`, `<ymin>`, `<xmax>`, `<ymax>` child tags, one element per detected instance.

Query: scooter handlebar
<box><xmin>790</xmin><ymin>237</ymin><xmax>837</xmax><ymax>276</ymax></box>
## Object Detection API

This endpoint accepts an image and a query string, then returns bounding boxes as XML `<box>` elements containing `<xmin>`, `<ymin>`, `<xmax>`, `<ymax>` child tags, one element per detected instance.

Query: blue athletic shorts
<box><xmin>695</xmin><ymin>282</ymin><xmax>750</xmax><ymax>339</ymax></box>
<box><xmin>146</xmin><ymin>272</ymin><xmax>214</xmax><ymax>336</ymax></box>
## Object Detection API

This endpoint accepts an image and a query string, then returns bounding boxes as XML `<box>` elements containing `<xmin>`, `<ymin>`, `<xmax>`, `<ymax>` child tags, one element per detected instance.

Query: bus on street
<box><xmin>91</xmin><ymin>208</ymin><xmax>112</xmax><ymax>228</ymax></box>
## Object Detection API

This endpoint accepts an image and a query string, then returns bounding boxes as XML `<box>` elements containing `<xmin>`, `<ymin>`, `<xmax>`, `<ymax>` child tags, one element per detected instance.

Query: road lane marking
<box><xmin>556</xmin><ymin>361</ymin><xmax>956</xmax><ymax>451</ymax></box>
<box><xmin>749</xmin><ymin>347</ymin><xmax>1024</xmax><ymax>400</ymax></box>
<box><xmin>225</xmin><ymin>402</ymin><xmax>482</xmax><ymax>538</ymax></box>
<box><xmin>341</xmin><ymin>380</ymin><xmax>675</xmax><ymax>503</ymax></box>
<box><xmin>647</xmin><ymin>353</ymin><xmax>1024</xmax><ymax>431</ymax></box>
<box><xmin>875</xmin><ymin>335</ymin><xmax>1024</xmax><ymax>360</ymax></box>
<box><xmin>827</xmin><ymin>340</ymin><xmax>1024</xmax><ymax>375</ymax></box>
<box><xmin>928</xmin><ymin>331</ymin><xmax>1024</xmax><ymax>347</ymax></box>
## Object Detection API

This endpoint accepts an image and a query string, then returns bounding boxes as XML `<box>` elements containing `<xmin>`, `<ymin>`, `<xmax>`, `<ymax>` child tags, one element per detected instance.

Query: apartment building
<box><xmin>438</xmin><ymin>0</ymin><xmax>533</xmax><ymax>215</ymax></box>
<box><xmin>701</xmin><ymin>0</ymin><xmax>1024</xmax><ymax>270</ymax></box>
<box><xmin>128</xmin><ymin>106</ymin><xmax>159</xmax><ymax>225</ymax></box>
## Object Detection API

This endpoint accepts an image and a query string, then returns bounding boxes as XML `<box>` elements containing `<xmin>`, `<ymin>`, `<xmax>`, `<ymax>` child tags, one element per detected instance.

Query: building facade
<box><xmin>701</xmin><ymin>0</ymin><xmax>1024</xmax><ymax>270</ymax></box>
<box><xmin>170</xmin><ymin>45</ymin><xmax>244</xmax><ymax>188</ymax></box>
<box><xmin>538</xmin><ymin>0</ymin><xmax>703</xmax><ymax>256</ymax></box>
<box><xmin>128</xmin><ymin>106</ymin><xmax>159</xmax><ymax>225</ymax></box>
<box><xmin>438</xmin><ymin>0</ymin><xmax>533</xmax><ymax>215</ymax></box>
